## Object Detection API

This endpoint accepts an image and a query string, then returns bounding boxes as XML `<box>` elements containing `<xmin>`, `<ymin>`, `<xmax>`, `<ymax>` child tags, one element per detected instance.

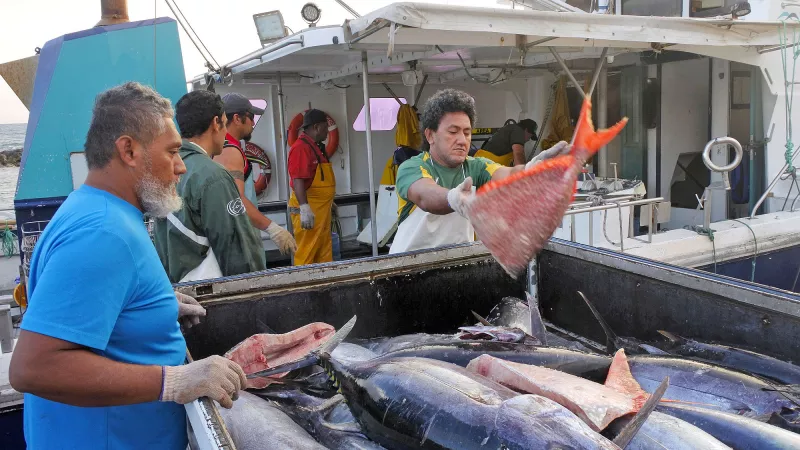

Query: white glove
<box><xmin>161</xmin><ymin>355</ymin><xmax>247</xmax><ymax>409</ymax></box>
<box><xmin>447</xmin><ymin>176</ymin><xmax>476</xmax><ymax>218</ymax></box>
<box><xmin>299</xmin><ymin>203</ymin><xmax>315</xmax><ymax>230</ymax></box>
<box><xmin>266</xmin><ymin>222</ymin><xmax>298</xmax><ymax>255</ymax></box>
<box><xmin>526</xmin><ymin>140</ymin><xmax>571</xmax><ymax>170</ymax></box>
<box><xmin>175</xmin><ymin>291</ymin><xmax>205</xmax><ymax>331</ymax></box>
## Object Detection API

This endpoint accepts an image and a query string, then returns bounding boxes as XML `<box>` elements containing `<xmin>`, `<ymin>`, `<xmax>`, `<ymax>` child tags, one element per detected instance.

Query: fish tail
<box><xmin>572</xmin><ymin>99</ymin><xmax>628</xmax><ymax>161</ymax></box>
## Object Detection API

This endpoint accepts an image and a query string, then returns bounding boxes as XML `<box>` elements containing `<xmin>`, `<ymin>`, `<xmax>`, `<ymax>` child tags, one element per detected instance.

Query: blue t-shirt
<box><xmin>21</xmin><ymin>185</ymin><xmax>188</xmax><ymax>450</ymax></box>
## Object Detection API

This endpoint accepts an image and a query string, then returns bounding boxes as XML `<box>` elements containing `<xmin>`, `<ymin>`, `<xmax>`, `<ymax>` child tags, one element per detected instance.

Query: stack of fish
<box><xmin>217</xmin><ymin>293</ymin><xmax>800</xmax><ymax>450</ymax></box>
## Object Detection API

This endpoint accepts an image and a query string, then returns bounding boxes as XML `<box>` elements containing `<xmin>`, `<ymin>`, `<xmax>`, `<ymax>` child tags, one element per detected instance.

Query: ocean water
<box><xmin>0</xmin><ymin>123</ymin><xmax>23</xmax><ymax>219</ymax></box>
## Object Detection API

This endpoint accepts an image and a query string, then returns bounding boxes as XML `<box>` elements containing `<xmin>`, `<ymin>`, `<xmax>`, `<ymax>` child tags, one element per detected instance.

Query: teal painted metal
<box><xmin>15</xmin><ymin>19</ymin><xmax>187</xmax><ymax>201</ymax></box>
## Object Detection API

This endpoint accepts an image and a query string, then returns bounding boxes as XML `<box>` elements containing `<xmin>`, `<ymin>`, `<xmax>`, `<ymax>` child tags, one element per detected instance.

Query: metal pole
<box><xmin>333</xmin><ymin>0</ymin><xmax>361</xmax><ymax>17</ymax></box>
<box><xmin>362</xmin><ymin>51</ymin><xmax>379</xmax><ymax>257</ymax></box>
<box><xmin>628</xmin><ymin>205</ymin><xmax>634</xmax><ymax>238</ymax></box>
<box><xmin>598</xmin><ymin>64</ymin><xmax>608</xmax><ymax>177</ymax></box>
<box><xmin>750</xmin><ymin>145</ymin><xmax>800</xmax><ymax>218</ymax></box>
<box><xmin>586</xmin><ymin>48</ymin><xmax>609</xmax><ymax>99</ymax></box>
<box><xmin>277</xmin><ymin>72</ymin><xmax>294</xmax><ymax>266</ymax></box>
<box><xmin>648</xmin><ymin>203</ymin><xmax>654</xmax><ymax>243</ymax></box>
<box><xmin>549</xmin><ymin>47</ymin><xmax>585</xmax><ymax>98</ymax></box>
<box><xmin>617</xmin><ymin>203</ymin><xmax>625</xmax><ymax>252</ymax></box>
<box><xmin>527</xmin><ymin>257</ymin><xmax>539</xmax><ymax>319</ymax></box>
<box><xmin>570</xmin><ymin>215</ymin><xmax>577</xmax><ymax>242</ymax></box>
<box><xmin>588</xmin><ymin>212</ymin><xmax>594</xmax><ymax>246</ymax></box>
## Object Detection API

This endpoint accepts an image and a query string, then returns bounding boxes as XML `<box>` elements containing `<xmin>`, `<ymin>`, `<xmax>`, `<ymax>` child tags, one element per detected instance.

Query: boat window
<box><xmin>250</xmin><ymin>99</ymin><xmax>267</xmax><ymax>125</ymax></box>
<box><xmin>353</xmin><ymin>98</ymin><xmax>407</xmax><ymax>131</ymax></box>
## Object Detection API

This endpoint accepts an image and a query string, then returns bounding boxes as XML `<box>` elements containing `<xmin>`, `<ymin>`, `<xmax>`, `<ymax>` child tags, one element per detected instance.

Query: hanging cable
<box><xmin>163</xmin><ymin>0</ymin><xmax>220</xmax><ymax>73</ymax></box>
<box><xmin>732</xmin><ymin>219</ymin><xmax>758</xmax><ymax>282</ymax></box>
<box><xmin>778</xmin><ymin>16</ymin><xmax>800</xmax><ymax>174</ymax></box>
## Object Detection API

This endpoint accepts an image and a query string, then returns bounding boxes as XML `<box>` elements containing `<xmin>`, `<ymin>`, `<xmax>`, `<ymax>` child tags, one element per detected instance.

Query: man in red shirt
<box><xmin>214</xmin><ymin>93</ymin><xmax>296</xmax><ymax>262</ymax></box>
<box><xmin>287</xmin><ymin>109</ymin><xmax>335</xmax><ymax>266</ymax></box>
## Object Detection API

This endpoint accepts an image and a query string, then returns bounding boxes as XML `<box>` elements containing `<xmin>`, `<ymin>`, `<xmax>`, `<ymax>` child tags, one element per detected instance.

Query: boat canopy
<box><xmin>192</xmin><ymin>1</ymin><xmax>799</xmax><ymax>88</ymax></box>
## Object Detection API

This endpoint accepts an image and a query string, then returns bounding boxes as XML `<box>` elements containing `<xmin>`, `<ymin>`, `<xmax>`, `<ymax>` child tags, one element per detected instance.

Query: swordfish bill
<box><xmin>466</xmin><ymin>99</ymin><xmax>628</xmax><ymax>278</ymax></box>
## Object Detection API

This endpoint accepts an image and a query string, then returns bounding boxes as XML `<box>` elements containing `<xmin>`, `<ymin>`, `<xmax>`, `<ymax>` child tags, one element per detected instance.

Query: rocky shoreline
<box><xmin>0</xmin><ymin>149</ymin><xmax>21</xmax><ymax>167</ymax></box>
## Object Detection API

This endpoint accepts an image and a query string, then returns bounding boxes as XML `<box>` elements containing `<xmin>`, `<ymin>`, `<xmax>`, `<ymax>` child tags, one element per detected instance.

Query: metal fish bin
<box><xmin>179</xmin><ymin>239</ymin><xmax>800</xmax><ymax>449</ymax></box>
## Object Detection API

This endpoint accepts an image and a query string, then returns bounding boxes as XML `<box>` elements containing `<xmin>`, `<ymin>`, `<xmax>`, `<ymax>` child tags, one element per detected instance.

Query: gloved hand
<box><xmin>526</xmin><ymin>140</ymin><xmax>571</xmax><ymax>170</ymax></box>
<box><xmin>299</xmin><ymin>204</ymin><xmax>315</xmax><ymax>230</ymax></box>
<box><xmin>175</xmin><ymin>291</ymin><xmax>205</xmax><ymax>331</ymax></box>
<box><xmin>266</xmin><ymin>222</ymin><xmax>298</xmax><ymax>255</ymax></box>
<box><xmin>161</xmin><ymin>355</ymin><xmax>247</xmax><ymax>409</ymax></box>
<box><xmin>447</xmin><ymin>176</ymin><xmax>476</xmax><ymax>218</ymax></box>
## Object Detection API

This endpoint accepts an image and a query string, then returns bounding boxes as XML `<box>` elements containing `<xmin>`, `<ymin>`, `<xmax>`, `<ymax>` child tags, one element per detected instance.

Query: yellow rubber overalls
<box><xmin>472</xmin><ymin>149</ymin><xmax>514</xmax><ymax>167</ymax></box>
<box><xmin>289</xmin><ymin>136</ymin><xmax>336</xmax><ymax>265</ymax></box>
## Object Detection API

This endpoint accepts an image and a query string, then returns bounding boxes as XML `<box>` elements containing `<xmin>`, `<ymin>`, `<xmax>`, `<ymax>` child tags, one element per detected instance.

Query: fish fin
<box><xmin>256</xmin><ymin>319</ymin><xmax>277</xmax><ymax>334</ymax></box>
<box><xmin>577</xmin><ymin>291</ymin><xmax>621</xmax><ymax>353</ymax></box>
<box><xmin>319</xmin><ymin>315</ymin><xmax>357</xmax><ymax>358</ymax></box>
<box><xmin>612</xmin><ymin>377</ymin><xmax>669</xmax><ymax>448</ymax></box>
<box><xmin>572</xmin><ymin>99</ymin><xmax>629</xmax><ymax>161</ymax></box>
<box><xmin>638</xmin><ymin>344</ymin><xmax>671</xmax><ymax>355</ymax></box>
<box><xmin>525</xmin><ymin>292</ymin><xmax>548</xmax><ymax>346</ymax></box>
<box><xmin>471</xmin><ymin>310</ymin><xmax>493</xmax><ymax>326</ymax></box>
<box><xmin>656</xmin><ymin>330</ymin><xmax>684</xmax><ymax>345</ymax></box>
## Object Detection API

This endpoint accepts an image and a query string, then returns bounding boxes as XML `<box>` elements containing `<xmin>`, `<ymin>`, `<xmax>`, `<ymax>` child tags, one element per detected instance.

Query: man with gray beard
<box><xmin>153</xmin><ymin>90</ymin><xmax>267</xmax><ymax>282</ymax></box>
<box><xmin>10</xmin><ymin>82</ymin><xmax>247</xmax><ymax>450</ymax></box>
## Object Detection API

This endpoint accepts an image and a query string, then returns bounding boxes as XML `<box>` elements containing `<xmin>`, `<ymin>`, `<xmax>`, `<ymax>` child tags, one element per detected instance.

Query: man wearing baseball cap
<box><xmin>287</xmin><ymin>109</ymin><xmax>336</xmax><ymax>266</ymax></box>
<box><xmin>214</xmin><ymin>93</ymin><xmax>297</xmax><ymax>260</ymax></box>
<box><xmin>473</xmin><ymin>119</ymin><xmax>539</xmax><ymax>167</ymax></box>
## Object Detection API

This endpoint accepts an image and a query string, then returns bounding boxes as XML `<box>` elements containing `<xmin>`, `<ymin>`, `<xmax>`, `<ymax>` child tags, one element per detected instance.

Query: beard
<box><xmin>136</xmin><ymin>155</ymin><xmax>183</xmax><ymax>218</ymax></box>
<box><xmin>242</xmin><ymin>132</ymin><xmax>252</xmax><ymax>142</ymax></box>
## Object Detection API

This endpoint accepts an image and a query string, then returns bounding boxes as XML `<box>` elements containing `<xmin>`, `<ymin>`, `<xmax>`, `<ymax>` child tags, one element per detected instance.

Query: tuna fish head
<box><xmin>225</xmin><ymin>322</ymin><xmax>335</xmax><ymax>389</ymax></box>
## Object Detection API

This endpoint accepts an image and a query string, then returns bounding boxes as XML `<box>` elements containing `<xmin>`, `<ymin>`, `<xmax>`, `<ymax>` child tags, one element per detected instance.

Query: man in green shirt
<box><xmin>473</xmin><ymin>119</ymin><xmax>538</xmax><ymax>167</ymax></box>
<box><xmin>153</xmin><ymin>90</ymin><xmax>267</xmax><ymax>282</ymax></box>
<box><xmin>390</xmin><ymin>89</ymin><xmax>568</xmax><ymax>255</ymax></box>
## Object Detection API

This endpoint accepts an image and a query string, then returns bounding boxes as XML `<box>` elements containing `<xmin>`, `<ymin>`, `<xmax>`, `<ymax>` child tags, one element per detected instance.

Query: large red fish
<box><xmin>467</xmin><ymin>100</ymin><xmax>628</xmax><ymax>277</ymax></box>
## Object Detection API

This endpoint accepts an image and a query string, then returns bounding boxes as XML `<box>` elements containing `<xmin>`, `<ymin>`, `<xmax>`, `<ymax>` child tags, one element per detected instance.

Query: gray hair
<box><xmin>84</xmin><ymin>82</ymin><xmax>174</xmax><ymax>169</ymax></box>
<box><xmin>420</xmin><ymin>89</ymin><xmax>476</xmax><ymax>132</ymax></box>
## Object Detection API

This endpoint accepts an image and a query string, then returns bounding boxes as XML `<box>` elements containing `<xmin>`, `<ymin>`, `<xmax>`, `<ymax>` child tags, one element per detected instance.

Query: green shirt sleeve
<box><xmin>467</xmin><ymin>156</ymin><xmax>504</xmax><ymax>187</ymax></box>
<box><xmin>200</xmin><ymin>174</ymin><xmax>266</xmax><ymax>276</ymax></box>
<box><xmin>396</xmin><ymin>155</ymin><xmax>433</xmax><ymax>201</ymax></box>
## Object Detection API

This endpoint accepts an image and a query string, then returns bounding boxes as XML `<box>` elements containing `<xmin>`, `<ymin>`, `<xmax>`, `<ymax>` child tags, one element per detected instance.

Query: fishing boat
<box><xmin>3</xmin><ymin>0</ymin><xmax>800</xmax><ymax>447</ymax></box>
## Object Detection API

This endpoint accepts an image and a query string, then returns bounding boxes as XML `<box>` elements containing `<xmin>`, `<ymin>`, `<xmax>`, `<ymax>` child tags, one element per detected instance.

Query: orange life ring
<box><xmin>245</xmin><ymin>141</ymin><xmax>272</xmax><ymax>196</ymax></box>
<box><xmin>287</xmin><ymin>110</ymin><xmax>339</xmax><ymax>158</ymax></box>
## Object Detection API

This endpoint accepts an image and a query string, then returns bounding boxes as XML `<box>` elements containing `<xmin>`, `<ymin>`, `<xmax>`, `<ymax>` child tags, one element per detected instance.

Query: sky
<box><xmin>0</xmin><ymin>0</ymin><xmax>509</xmax><ymax>124</ymax></box>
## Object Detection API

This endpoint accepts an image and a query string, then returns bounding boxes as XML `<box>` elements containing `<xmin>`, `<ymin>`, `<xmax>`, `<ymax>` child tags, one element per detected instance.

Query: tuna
<box><xmin>217</xmin><ymin>390</ymin><xmax>326</xmax><ymax>450</ymax></box>
<box><xmin>253</xmin><ymin>317</ymin><xmax>618</xmax><ymax>449</ymax></box>
<box><xmin>328</xmin><ymin>356</ymin><xmax>619</xmax><ymax>449</ymax></box>
<box><xmin>657</xmin><ymin>403</ymin><xmax>800</xmax><ymax>449</ymax></box>
<box><xmin>377</xmin><ymin>340</ymin><xmax>613</xmax><ymax>381</ymax></box>
<box><xmin>652</xmin><ymin>331</ymin><xmax>800</xmax><ymax>385</ymax></box>
<box><xmin>465</xmin><ymin>99</ymin><xmax>628</xmax><ymax>277</ymax></box>
<box><xmin>605</xmin><ymin>411</ymin><xmax>730</xmax><ymax>450</ymax></box>
<box><xmin>605</xmin><ymin>349</ymin><xmax>797</xmax><ymax>416</ymax></box>
<box><xmin>225</xmin><ymin>322</ymin><xmax>335</xmax><ymax>389</ymax></box>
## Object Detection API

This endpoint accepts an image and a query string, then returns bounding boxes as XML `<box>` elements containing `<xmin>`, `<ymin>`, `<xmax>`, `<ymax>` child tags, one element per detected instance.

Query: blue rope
<box><xmin>0</xmin><ymin>222</ymin><xmax>16</xmax><ymax>258</ymax></box>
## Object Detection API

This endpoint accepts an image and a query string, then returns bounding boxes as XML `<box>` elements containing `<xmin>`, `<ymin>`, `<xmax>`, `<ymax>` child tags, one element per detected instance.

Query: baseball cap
<box><xmin>301</xmin><ymin>109</ymin><xmax>328</xmax><ymax>129</ymax></box>
<box><xmin>518</xmin><ymin>119</ymin><xmax>538</xmax><ymax>141</ymax></box>
<box><xmin>222</xmin><ymin>93</ymin><xmax>265</xmax><ymax>116</ymax></box>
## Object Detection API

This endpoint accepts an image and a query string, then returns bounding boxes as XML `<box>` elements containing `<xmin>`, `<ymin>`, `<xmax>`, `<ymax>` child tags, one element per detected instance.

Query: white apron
<box><xmin>167</xmin><ymin>213</ymin><xmax>224</xmax><ymax>282</ymax></box>
<box><xmin>389</xmin><ymin>164</ymin><xmax>475</xmax><ymax>254</ymax></box>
